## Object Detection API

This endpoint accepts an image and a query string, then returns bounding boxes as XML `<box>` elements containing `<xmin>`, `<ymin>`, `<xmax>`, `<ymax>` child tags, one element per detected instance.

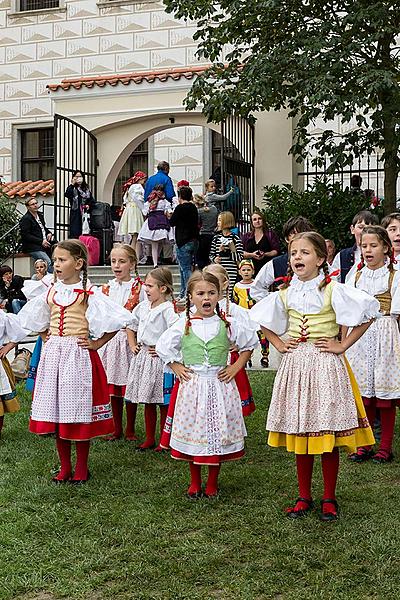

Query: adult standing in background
<box><xmin>242</xmin><ymin>210</ymin><xmax>280</xmax><ymax>276</ymax></box>
<box><xmin>64</xmin><ymin>170</ymin><xmax>96</xmax><ymax>239</ymax></box>
<box><xmin>144</xmin><ymin>161</ymin><xmax>175</xmax><ymax>204</ymax></box>
<box><xmin>169</xmin><ymin>186</ymin><xmax>199</xmax><ymax>299</ymax></box>
<box><xmin>19</xmin><ymin>197</ymin><xmax>55</xmax><ymax>273</ymax></box>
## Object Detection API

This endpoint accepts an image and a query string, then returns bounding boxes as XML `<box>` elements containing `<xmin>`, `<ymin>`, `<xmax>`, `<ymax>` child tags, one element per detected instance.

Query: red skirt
<box><xmin>108</xmin><ymin>384</ymin><xmax>126</xmax><ymax>398</ymax></box>
<box><xmin>230</xmin><ymin>351</ymin><xmax>255</xmax><ymax>416</ymax></box>
<box><xmin>29</xmin><ymin>350</ymin><xmax>114</xmax><ymax>441</ymax></box>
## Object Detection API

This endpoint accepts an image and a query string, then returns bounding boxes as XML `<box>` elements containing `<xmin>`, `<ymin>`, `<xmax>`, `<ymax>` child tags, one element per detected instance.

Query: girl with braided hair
<box><xmin>124</xmin><ymin>267</ymin><xmax>179</xmax><ymax>451</ymax></box>
<box><xmin>156</xmin><ymin>271</ymin><xmax>258</xmax><ymax>499</ymax></box>
<box><xmin>345</xmin><ymin>225</ymin><xmax>400</xmax><ymax>464</ymax></box>
<box><xmin>250</xmin><ymin>232</ymin><xmax>379</xmax><ymax>521</ymax></box>
<box><xmin>98</xmin><ymin>244</ymin><xmax>144</xmax><ymax>441</ymax></box>
<box><xmin>18</xmin><ymin>240</ymin><xmax>132</xmax><ymax>483</ymax></box>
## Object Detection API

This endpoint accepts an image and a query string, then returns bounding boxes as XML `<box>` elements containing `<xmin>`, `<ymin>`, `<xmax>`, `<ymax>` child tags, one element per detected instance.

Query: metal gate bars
<box><xmin>54</xmin><ymin>114</ymin><xmax>98</xmax><ymax>241</ymax></box>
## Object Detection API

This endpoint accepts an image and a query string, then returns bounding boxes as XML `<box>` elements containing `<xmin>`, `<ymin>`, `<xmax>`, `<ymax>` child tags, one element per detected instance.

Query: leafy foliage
<box><xmin>260</xmin><ymin>180</ymin><xmax>383</xmax><ymax>250</ymax></box>
<box><xmin>164</xmin><ymin>0</ymin><xmax>400</xmax><ymax>210</ymax></box>
<box><xmin>0</xmin><ymin>186</ymin><xmax>20</xmax><ymax>262</ymax></box>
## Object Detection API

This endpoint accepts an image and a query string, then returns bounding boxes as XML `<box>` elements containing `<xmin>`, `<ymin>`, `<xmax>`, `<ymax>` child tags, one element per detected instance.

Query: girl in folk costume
<box><xmin>204</xmin><ymin>263</ymin><xmax>257</xmax><ymax>416</ymax></box>
<box><xmin>250</xmin><ymin>232</ymin><xmax>379</xmax><ymax>521</ymax></box>
<box><xmin>18</xmin><ymin>240</ymin><xmax>132</xmax><ymax>484</ymax></box>
<box><xmin>119</xmin><ymin>171</ymin><xmax>147</xmax><ymax>256</ymax></box>
<box><xmin>98</xmin><ymin>244</ymin><xmax>143</xmax><ymax>441</ymax></box>
<box><xmin>156</xmin><ymin>271</ymin><xmax>258</xmax><ymax>499</ymax></box>
<box><xmin>124</xmin><ymin>267</ymin><xmax>179</xmax><ymax>451</ymax></box>
<box><xmin>0</xmin><ymin>311</ymin><xmax>27</xmax><ymax>438</ymax></box>
<box><xmin>345</xmin><ymin>225</ymin><xmax>400</xmax><ymax>463</ymax></box>
<box><xmin>138</xmin><ymin>185</ymin><xmax>172</xmax><ymax>268</ymax></box>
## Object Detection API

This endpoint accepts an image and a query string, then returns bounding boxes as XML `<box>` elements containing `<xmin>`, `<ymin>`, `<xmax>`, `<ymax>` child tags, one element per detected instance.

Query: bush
<box><xmin>260</xmin><ymin>180</ymin><xmax>383</xmax><ymax>251</ymax></box>
<box><xmin>0</xmin><ymin>187</ymin><xmax>20</xmax><ymax>262</ymax></box>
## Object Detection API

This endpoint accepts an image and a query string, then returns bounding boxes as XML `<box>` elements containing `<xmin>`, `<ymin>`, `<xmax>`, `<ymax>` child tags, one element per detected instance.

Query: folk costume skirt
<box><xmin>0</xmin><ymin>357</ymin><xmax>20</xmax><ymax>416</ymax></box>
<box><xmin>98</xmin><ymin>329</ymin><xmax>133</xmax><ymax>397</ymax></box>
<box><xmin>30</xmin><ymin>336</ymin><xmax>113</xmax><ymax>440</ymax></box>
<box><xmin>267</xmin><ymin>342</ymin><xmax>374</xmax><ymax>454</ymax></box>
<box><xmin>124</xmin><ymin>346</ymin><xmax>172</xmax><ymax>405</ymax></box>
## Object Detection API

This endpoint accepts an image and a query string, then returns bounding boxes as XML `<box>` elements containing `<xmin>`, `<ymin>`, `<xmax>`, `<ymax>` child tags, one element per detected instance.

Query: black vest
<box><xmin>339</xmin><ymin>246</ymin><xmax>356</xmax><ymax>283</ymax></box>
<box><xmin>272</xmin><ymin>253</ymin><xmax>289</xmax><ymax>279</ymax></box>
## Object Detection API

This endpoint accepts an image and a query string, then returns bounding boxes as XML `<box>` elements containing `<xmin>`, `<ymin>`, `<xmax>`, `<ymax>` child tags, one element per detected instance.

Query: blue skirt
<box><xmin>25</xmin><ymin>337</ymin><xmax>42</xmax><ymax>393</ymax></box>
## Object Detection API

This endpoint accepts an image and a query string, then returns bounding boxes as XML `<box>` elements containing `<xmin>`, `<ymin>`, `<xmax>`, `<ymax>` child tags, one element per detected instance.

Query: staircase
<box><xmin>88</xmin><ymin>264</ymin><xmax>181</xmax><ymax>289</ymax></box>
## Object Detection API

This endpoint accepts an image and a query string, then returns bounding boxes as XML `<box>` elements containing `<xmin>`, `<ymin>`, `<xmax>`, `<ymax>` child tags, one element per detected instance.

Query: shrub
<box><xmin>0</xmin><ymin>186</ymin><xmax>20</xmax><ymax>262</ymax></box>
<box><xmin>259</xmin><ymin>180</ymin><xmax>383</xmax><ymax>251</ymax></box>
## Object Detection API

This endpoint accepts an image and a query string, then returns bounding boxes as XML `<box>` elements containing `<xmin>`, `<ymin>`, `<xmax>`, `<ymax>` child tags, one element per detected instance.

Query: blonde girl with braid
<box><xmin>345</xmin><ymin>225</ymin><xmax>400</xmax><ymax>464</ymax></box>
<box><xmin>156</xmin><ymin>271</ymin><xmax>258</xmax><ymax>499</ymax></box>
<box><xmin>99</xmin><ymin>244</ymin><xmax>144</xmax><ymax>442</ymax></box>
<box><xmin>250</xmin><ymin>231</ymin><xmax>379</xmax><ymax>521</ymax></box>
<box><xmin>204</xmin><ymin>263</ymin><xmax>257</xmax><ymax>416</ymax></box>
<box><xmin>18</xmin><ymin>240</ymin><xmax>132</xmax><ymax>484</ymax></box>
<box><xmin>124</xmin><ymin>267</ymin><xmax>179</xmax><ymax>451</ymax></box>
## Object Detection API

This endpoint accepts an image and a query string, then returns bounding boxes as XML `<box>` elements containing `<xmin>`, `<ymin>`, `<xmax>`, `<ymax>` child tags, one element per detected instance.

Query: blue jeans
<box><xmin>176</xmin><ymin>240</ymin><xmax>198</xmax><ymax>297</ymax></box>
<box><xmin>11</xmin><ymin>299</ymin><xmax>27</xmax><ymax>314</ymax></box>
<box><xmin>29</xmin><ymin>250</ymin><xmax>53</xmax><ymax>273</ymax></box>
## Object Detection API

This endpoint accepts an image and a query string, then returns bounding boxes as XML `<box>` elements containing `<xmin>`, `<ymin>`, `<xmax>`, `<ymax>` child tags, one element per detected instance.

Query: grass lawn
<box><xmin>1</xmin><ymin>372</ymin><xmax>400</xmax><ymax>600</ymax></box>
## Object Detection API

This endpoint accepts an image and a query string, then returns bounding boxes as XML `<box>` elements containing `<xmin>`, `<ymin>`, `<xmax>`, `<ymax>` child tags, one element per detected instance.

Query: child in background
<box><xmin>18</xmin><ymin>240</ymin><xmax>132</xmax><ymax>483</ymax></box>
<box><xmin>197</xmin><ymin>195</ymin><xmax>218</xmax><ymax>269</ymax></box>
<box><xmin>204</xmin><ymin>263</ymin><xmax>257</xmax><ymax>415</ymax></box>
<box><xmin>345</xmin><ymin>226</ymin><xmax>400</xmax><ymax>463</ymax></box>
<box><xmin>99</xmin><ymin>244</ymin><xmax>143</xmax><ymax>441</ymax></box>
<box><xmin>119</xmin><ymin>171</ymin><xmax>147</xmax><ymax>257</ymax></box>
<box><xmin>124</xmin><ymin>267</ymin><xmax>179</xmax><ymax>451</ymax></box>
<box><xmin>382</xmin><ymin>213</ymin><xmax>400</xmax><ymax>267</ymax></box>
<box><xmin>31</xmin><ymin>259</ymin><xmax>48</xmax><ymax>280</ymax></box>
<box><xmin>156</xmin><ymin>271</ymin><xmax>258</xmax><ymax>498</ymax></box>
<box><xmin>331</xmin><ymin>210</ymin><xmax>379</xmax><ymax>282</ymax></box>
<box><xmin>0</xmin><ymin>311</ymin><xmax>27</xmax><ymax>439</ymax></box>
<box><xmin>250</xmin><ymin>232</ymin><xmax>378</xmax><ymax>520</ymax></box>
<box><xmin>204</xmin><ymin>179</ymin><xmax>234</xmax><ymax>212</ymax></box>
<box><xmin>209</xmin><ymin>211</ymin><xmax>243</xmax><ymax>295</ymax></box>
<box><xmin>138</xmin><ymin>185</ymin><xmax>172</xmax><ymax>268</ymax></box>
<box><xmin>233</xmin><ymin>259</ymin><xmax>270</xmax><ymax>368</ymax></box>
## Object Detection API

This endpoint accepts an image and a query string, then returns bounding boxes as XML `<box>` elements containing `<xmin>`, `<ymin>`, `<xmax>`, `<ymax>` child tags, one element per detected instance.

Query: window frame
<box><xmin>9</xmin><ymin>0</ymin><xmax>65</xmax><ymax>16</ymax></box>
<box><xmin>19</xmin><ymin>126</ymin><xmax>55</xmax><ymax>182</ymax></box>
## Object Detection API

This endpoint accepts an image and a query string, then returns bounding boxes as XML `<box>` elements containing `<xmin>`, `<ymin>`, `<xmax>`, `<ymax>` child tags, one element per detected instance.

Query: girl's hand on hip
<box><xmin>129</xmin><ymin>343</ymin><xmax>141</xmax><ymax>355</ymax></box>
<box><xmin>277</xmin><ymin>339</ymin><xmax>299</xmax><ymax>353</ymax></box>
<box><xmin>77</xmin><ymin>337</ymin><xmax>98</xmax><ymax>351</ymax></box>
<box><xmin>218</xmin><ymin>364</ymin><xmax>237</xmax><ymax>383</ymax></box>
<box><xmin>170</xmin><ymin>362</ymin><xmax>193</xmax><ymax>382</ymax></box>
<box><xmin>315</xmin><ymin>338</ymin><xmax>344</xmax><ymax>354</ymax></box>
<box><xmin>147</xmin><ymin>346</ymin><xmax>158</xmax><ymax>358</ymax></box>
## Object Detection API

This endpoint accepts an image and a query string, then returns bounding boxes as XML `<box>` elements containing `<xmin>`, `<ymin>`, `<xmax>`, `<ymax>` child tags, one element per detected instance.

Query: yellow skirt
<box><xmin>0</xmin><ymin>357</ymin><xmax>20</xmax><ymax>417</ymax></box>
<box><xmin>268</xmin><ymin>358</ymin><xmax>375</xmax><ymax>455</ymax></box>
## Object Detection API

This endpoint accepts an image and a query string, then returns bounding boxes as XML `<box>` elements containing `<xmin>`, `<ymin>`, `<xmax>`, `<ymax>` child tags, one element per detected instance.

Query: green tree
<box><xmin>165</xmin><ymin>0</ymin><xmax>400</xmax><ymax>213</ymax></box>
<box><xmin>0</xmin><ymin>185</ymin><xmax>20</xmax><ymax>262</ymax></box>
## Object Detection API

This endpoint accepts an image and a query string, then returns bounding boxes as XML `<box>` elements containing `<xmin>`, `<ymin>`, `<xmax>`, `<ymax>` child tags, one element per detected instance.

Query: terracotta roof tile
<box><xmin>47</xmin><ymin>65</ymin><xmax>209</xmax><ymax>92</ymax></box>
<box><xmin>1</xmin><ymin>180</ymin><xmax>54</xmax><ymax>198</ymax></box>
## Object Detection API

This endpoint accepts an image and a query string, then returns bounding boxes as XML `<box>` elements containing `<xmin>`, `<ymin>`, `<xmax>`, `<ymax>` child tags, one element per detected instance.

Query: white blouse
<box><xmin>250</xmin><ymin>274</ymin><xmax>380</xmax><ymax>335</ymax></box>
<box><xmin>103</xmin><ymin>278</ymin><xmax>145</xmax><ymax>306</ymax></box>
<box><xmin>156</xmin><ymin>313</ymin><xmax>258</xmax><ymax>367</ymax></box>
<box><xmin>346</xmin><ymin>264</ymin><xmax>400</xmax><ymax>315</ymax></box>
<box><xmin>17</xmin><ymin>280</ymin><xmax>132</xmax><ymax>339</ymax></box>
<box><xmin>22</xmin><ymin>273</ymin><xmax>53</xmax><ymax>300</ymax></box>
<box><xmin>125</xmin><ymin>183</ymin><xmax>145</xmax><ymax>213</ymax></box>
<box><xmin>127</xmin><ymin>300</ymin><xmax>179</xmax><ymax>346</ymax></box>
<box><xmin>218</xmin><ymin>297</ymin><xmax>259</xmax><ymax>332</ymax></box>
<box><xmin>142</xmin><ymin>198</ymin><xmax>171</xmax><ymax>217</ymax></box>
<box><xmin>0</xmin><ymin>310</ymin><xmax>28</xmax><ymax>345</ymax></box>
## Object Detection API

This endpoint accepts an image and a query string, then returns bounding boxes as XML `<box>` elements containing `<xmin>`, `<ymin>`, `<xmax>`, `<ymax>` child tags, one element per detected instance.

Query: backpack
<box><xmin>90</xmin><ymin>202</ymin><xmax>113</xmax><ymax>230</ymax></box>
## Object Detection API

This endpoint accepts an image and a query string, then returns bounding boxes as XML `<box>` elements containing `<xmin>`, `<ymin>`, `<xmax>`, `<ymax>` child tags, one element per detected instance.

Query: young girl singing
<box><xmin>0</xmin><ymin>311</ymin><xmax>27</xmax><ymax>438</ymax></box>
<box><xmin>18</xmin><ymin>240</ymin><xmax>132</xmax><ymax>483</ymax></box>
<box><xmin>124</xmin><ymin>267</ymin><xmax>179</xmax><ymax>450</ymax></box>
<box><xmin>156</xmin><ymin>270</ymin><xmax>257</xmax><ymax>499</ymax></box>
<box><xmin>98</xmin><ymin>244</ymin><xmax>143</xmax><ymax>441</ymax></box>
<box><xmin>250</xmin><ymin>232</ymin><xmax>379</xmax><ymax>520</ymax></box>
<box><xmin>345</xmin><ymin>225</ymin><xmax>400</xmax><ymax>463</ymax></box>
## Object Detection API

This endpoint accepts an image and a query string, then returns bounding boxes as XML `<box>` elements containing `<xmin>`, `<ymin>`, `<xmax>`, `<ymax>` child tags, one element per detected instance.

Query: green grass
<box><xmin>1</xmin><ymin>372</ymin><xmax>400</xmax><ymax>599</ymax></box>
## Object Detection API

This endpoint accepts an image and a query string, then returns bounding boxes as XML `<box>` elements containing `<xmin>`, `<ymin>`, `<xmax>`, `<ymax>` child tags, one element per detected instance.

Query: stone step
<box><xmin>88</xmin><ymin>264</ymin><xmax>181</xmax><ymax>288</ymax></box>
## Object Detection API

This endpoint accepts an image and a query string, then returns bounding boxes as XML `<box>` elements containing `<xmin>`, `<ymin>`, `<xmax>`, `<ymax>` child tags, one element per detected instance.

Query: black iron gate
<box><xmin>54</xmin><ymin>113</ymin><xmax>97</xmax><ymax>241</ymax></box>
<box><xmin>221</xmin><ymin>115</ymin><xmax>255</xmax><ymax>231</ymax></box>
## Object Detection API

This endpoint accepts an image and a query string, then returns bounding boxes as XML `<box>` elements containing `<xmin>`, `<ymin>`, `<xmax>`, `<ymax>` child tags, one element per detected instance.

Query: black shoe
<box><xmin>286</xmin><ymin>497</ymin><xmax>314</xmax><ymax>519</ymax></box>
<box><xmin>319</xmin><ymin>498</ymin><xmax>339</xmax><ymax>521</ymax></box>
<box><xmin>187</xmin><ymin>490</ymin><xmax>202</xmax><ymax>500</ymax></box>
<box><xmin>70</xmin><ymin>471</ymin><xmax>90</xmax><ymax>485</ymax></box>
<box><xmin>348</xmin><ymin>448</ymin><xmax>374</xmax><ymax>463</ymax></box>
<box><xmin>372</xmin><ymin>449</ymin><xmax>394</xmax><ymax>464</ymax></box>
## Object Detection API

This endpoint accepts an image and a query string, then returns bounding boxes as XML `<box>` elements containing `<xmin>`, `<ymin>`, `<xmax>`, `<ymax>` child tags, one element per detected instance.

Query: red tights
<box><xmin>54</xmin><ymin>436</ymin><xmax>90</xmax><ymax>481</ymax></box>
<box><xmin>139</xmin><ymin>404</ymin><xmax>168</xmax><ymax>450</ymax></box>
<box><xmin>188</xmin><ymin>463</ymin><xmax>221</xmax><ymax>496</ymax></box>
<box><xmin>110</xmin><ymin>396</ymin><xmax>137</xmax><ymax>440</ymax></box>
<box><xmin>364</xmin><ymin>401</ymin><xmax>396</xmax><ymax>452</ymax></box>
<box><xmin>294</xmin><ymin>449</ymin><xmax>339</xmax><ymax>514</ymax></box>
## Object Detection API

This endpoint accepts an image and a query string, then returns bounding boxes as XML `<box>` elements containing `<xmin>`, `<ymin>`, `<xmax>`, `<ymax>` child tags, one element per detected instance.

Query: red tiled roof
<box><xmin>1</xmin><ymin>180</ymin><xmax>54</xmax><ymax>198</ymax></box>
<box><xmin>47</xmin><ymin>65</ymin><xmax>209</xmax><ymax>92</ymax></box>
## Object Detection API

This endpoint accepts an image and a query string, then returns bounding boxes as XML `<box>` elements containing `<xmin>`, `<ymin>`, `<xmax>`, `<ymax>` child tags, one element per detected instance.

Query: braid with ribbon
<box><xmin>319</xmin><ymin>261</ymin><xmax>331</xmax><ymax>290</ymax></box>
<box><xmin>279</xmin><ymin>262</ymin><xmax>293</xmax><ymax>289</ymax></box>
<box><xmin>216</xmin><ymin>301</ymin><xmax>230</xmax><ymax>330</ymax></box>
<box><xmin>184</xmin><ymin>292</ymin><xmax>192</xmax><ymax>335</ymax></box>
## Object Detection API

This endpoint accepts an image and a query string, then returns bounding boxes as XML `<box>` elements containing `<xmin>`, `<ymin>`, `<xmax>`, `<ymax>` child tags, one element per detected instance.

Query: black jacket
<box><xmin>19</xmin><ymin>211</ymin><xmax>53</xmax><ymax>253</ymax></box>
<box><xmin>0</xmin><ymin>275</ymin><xmax>26</xmax><ymax>312</ymax></box>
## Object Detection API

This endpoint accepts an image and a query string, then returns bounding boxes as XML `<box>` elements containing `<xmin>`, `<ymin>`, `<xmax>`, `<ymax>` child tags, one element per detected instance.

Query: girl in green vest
<box><xmin>156</xmin><ymin>271</ymin><xmax>258</xmax><ymax>499</ymax></box>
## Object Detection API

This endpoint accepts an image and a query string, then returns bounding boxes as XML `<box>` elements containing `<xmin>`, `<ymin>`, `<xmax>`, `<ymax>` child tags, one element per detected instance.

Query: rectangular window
<box><xmin>112</xmin><ymin>140</ymin><xmax>149</xmax><ymax>205</ymax></box>
<box><xmin>19</xmin><ymin>0</ymin><xmax>58</xmax><ymax>10</ymax></box>
<box><xmin>21</xmin><ymin>128</ymin><xmax>54</xmax><ymax>181</ymax></box>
